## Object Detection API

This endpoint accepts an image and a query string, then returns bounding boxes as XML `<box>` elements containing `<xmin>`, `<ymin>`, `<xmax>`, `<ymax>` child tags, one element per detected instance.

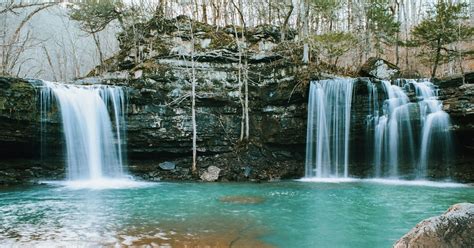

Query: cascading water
<box><xmin>412</xmin><ymin>80</ymin><xmax>453</xmax><ymax>178</ymax></box>
<box><xmin>40</xmin><ymin>81</ymin><xmax>128</xmax><ymax>182</ymax></box>
<box><xmin>373</xmin><ymin>80</ymin><xmax>417</xmax><ymax>178</ymax></box>
<box><xmin>305</xmin><ymin>78</ymin><xmax>355</xmax><ymax>178</ymax></box>
<box><xmin>305</xmin><ymin>78</ymin><xmax>453</xmax><ymax>180</ymax></box>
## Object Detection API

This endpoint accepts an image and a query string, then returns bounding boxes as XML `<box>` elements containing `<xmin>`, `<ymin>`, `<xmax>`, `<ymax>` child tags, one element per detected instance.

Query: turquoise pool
<box><xmin>1</xmin><ymin>180</ymin><xmax>473</xmax><ymax>247</ymax></box>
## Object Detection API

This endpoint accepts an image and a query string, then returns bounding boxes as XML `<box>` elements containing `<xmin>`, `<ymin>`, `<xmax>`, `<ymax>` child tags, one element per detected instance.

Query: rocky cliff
<box><xmin>1</xmin><ymin>72</ymin><xmax>472</xmax><ymax>184</ymax></box>
<box><xmin>0</xmin><ymin>16</ymin><xmax>473</xmax><ymax>184</ymax></box>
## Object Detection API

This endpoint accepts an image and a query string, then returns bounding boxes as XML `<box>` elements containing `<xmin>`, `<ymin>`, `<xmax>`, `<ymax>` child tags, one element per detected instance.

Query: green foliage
<box><xmin>366</xmin><ymin>0</ymin><xmax>400</xmax><ymax>53</ymax></box>
<box><xmin>69</xmin><ymin>0</ymin><xmax>124</xmax><ymax>33</ymax></box>
<box><xmin>411</xmin><ymin>2</ymin><xmax>474</xmax><ymax>77</ymax></box>
<box><xmin>310</xmin><ymin>0</ymin><xmax>342</xmax><ymax>29</ymax></box>
<box><xmin>312</xmin><ymin>31</ymin><xmax>357</xmax><ymax>65</ymax></box>
<box><xmin>310</xmin><ymin>0</ymin><xmax>342</xmax><ymax>15</ymax></box>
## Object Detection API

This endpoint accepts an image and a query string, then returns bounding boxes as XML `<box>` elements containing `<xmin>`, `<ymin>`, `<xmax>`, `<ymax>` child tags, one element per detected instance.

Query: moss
<box><xmin>203</xmin><ymin>31</ymin><xmax>236</xmax><ymax>50</ymax></box>
<box><xmin>151</xmin><ymin>38</ymin><xmax>170</xmax><ymax>56</ymax></box>
<box><xmin>273</xmin><ymin>41</ymin><xmax>304</xmax><ymax>65</ymax></box>
<box><xmin>193</xmin><ymin>21</ymin><xmax>214</xmax><ymax>33</ymax></box>
<box><xmin>147</xmin><ymin>17</ymin><xmax>177</xmax><ymax>34</ymax></box>
<box><xmin>0</xmin><ymin>98</ymin><xmax>5</xmax><ymax>110</ymax></box>
<box><xmin>132</xmin><ymin>60</ymin><xmax>170</xmax><ymax>75</ymax></box>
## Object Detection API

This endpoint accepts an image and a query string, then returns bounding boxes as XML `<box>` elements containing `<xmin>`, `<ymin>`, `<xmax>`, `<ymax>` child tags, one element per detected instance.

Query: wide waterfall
<box><xmin>305</xmin><ymin>78</ymin><xmax>355</xmax><ymax>178</ymax></box>
<box><xmin>305</xmin><ymin>78</ymin><xmax>453</xmax><ymax>180</ymax></box>
<box><xmin>40</xmin><ymin>81</ymin><xmax>128</xmax><ymax>181</ymax></box>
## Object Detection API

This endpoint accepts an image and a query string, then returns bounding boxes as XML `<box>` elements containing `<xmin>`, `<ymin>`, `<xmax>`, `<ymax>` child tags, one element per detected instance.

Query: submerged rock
<box><xmin>219</xmin><ymin>195</ymin><xmax>265</xmax><ymax>204</ymax></box>
<box><xmin>200</xmin><ymin>166</ymin><xmax>221</xmax><ymax>182</ymax></box>
<box><xmin>394</xmin><ymin>203</ymin><xmax>474</xmax><ymax>248</ymax></box>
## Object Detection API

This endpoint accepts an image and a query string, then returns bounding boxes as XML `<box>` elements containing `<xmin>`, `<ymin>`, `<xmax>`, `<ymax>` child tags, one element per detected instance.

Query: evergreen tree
<box><xmin>69</xmin><ymin>0</ymin><xmax>125</xmax><ymax>64</ymax></box>
<box><xmin>366</xmin><ymin>0</ymin><xmax>400</xmax><ymax>56</ymax></box>
<box><xmin>411</xmin><ymin>2</ymin><xmax>473</xmax><ymax>78</ymax></box>
<box><xmin>312</xmin><ymin>31</ymin><xmax>356</xmax><ymax>66</ymax></box>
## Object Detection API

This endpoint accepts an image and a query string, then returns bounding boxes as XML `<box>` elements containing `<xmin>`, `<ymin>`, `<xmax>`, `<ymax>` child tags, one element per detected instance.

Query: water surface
<box><xmin>1</xmin><ymin>181</ymin><xmax>472</xmax><ymax>247</ymax></box>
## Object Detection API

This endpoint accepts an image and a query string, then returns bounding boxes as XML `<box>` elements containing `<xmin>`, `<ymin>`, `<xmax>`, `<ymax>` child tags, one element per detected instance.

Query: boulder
<box><xmin>359</xmin><ymin>57</ymin><xmax>400</xmax><ymax>80</ymax></box>
<box><xmin>200</xmin><ymin>166</ymin><xmax>221</xmax><ymax>182</ymax></box>
<box><xmin>158</xmin><ymin>161</ymin><xmax>176</xmax><ymax>170</ymax></box>
<box><xmin>394</xmin><ymin>203</ymin><xmax>474</xmax><ymax>248</ymax></box>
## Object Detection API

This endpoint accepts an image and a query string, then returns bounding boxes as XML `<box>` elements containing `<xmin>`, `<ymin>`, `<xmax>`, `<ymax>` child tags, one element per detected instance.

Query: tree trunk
<box><xmin>202</xmin><ymin>3</ymin><xmax>207</xmax><ymax>23</ymax></box>
<box><xmin>280</xmin><ymin>2</ymin><xmax>294</xmax><ymax>41</ymax></box>
<box><xmin>395</xmin><ymin>0</ymin><xmax>400</xmax><ymax>66</ymax></box>
<box><xmin>431</xmin><ymin>38</ymin><xmax>442</xmax><ymax>79</ymax></box>
<box><xmin>347</xmin><ymin>0</ymin><xmax>352</xmax><ymax>31</ymax></box>
<box><xmin>190</xmin><ymin>1</ymin><xmax>198</xmax><ymax>173</ymax></box>
<box><xmin>211</xmin><ymin>1</ymin><xmax>219</xmax><ymax>26</ymax></box>
<box><xmin>302</xmin><ymin>0</ymin><xmax>309</xmax><ymax>64</ymax></box>
<box><xmin>244</xmin><ymin>58</ymin><xmax>249</xmax><ymax>139</ymax></box>
<box><xmin>268</xmin><ymin>0</ymin><xmax>272</xmax><ymax>25</ymax></box>
<box><xmin>92</xmin><ymin>32</ymin><xmax>104</xmax><ymax>67</ymax></box>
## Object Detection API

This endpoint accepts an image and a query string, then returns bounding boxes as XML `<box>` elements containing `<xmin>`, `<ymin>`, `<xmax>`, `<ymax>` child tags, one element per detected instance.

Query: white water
<box><xmin>41</xmin><ymin>81</ymin><xmax>129</xmax><ymax>183</ymax></box>
<box><xmin>305</xmin><ymin>78</ymin><xmax>355</xmax><ymax>178</ymax></box>
<box><xmin>297</xmin><ymin>178</ymin><xmax>469</xmax><ymax>188</ymax></box>
<box><xmin>412</xmin><ymin>80</ymin><xmax>453</xmax><ymax>178</ymax></box>
<box><xmin>41</xmin><ymin>179</ymin><xmax>151</xmax><ymax>190</ymax></box>
<box><xmin>373</xmin><ymin>80</ymin><xmax>416</xmax><ymax>178</ymax></box>
<box><xmin>305</xmin><ymin>78</ymin><xmax>453</xmax><ymax>180</ymax></box>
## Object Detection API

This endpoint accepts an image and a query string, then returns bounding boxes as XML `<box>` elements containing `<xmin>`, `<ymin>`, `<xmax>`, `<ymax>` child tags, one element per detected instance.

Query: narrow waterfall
<box><xmin>305</xmin><ymin>78</ymin><xmax>453</xmax><ymax>180</ymax></box>
<box><xmin>373</xmin><ymin>81</ymin><xmax>416</xmax><ymax>178</ymax></box>
<box><xmin>305</xmin><ymin>78</ymin><xmax>355</xmax><ymax>178</ymax></box>
<box><xmin>412</xmin><ymin>80</ymin><xmax>453</xmax><ymax>178</ymax></box>
<box><xmin>40</xmin><ymin>81</ymin><xmax>128</xmax><ymax>181</ymax></box>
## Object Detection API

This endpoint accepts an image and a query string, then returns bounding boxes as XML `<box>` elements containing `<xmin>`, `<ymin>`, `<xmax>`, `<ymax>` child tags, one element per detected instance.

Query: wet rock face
<box><xmin>394</xmin><ymin>203</ymin><xmax>474</xmax><ymax>248</ymax></box>
<box><xmin>0</xmin><ymin>71</ymin><xmax>473</xmax><ymax>183</ymax></box>
<box><xmin>437</xmin><ymin>73</ymin><xmax>474</xmax><ymax>182</ymax></box>
<box><xmin>0</xmin><ymin>77</ymin><xmax>38</xmax><ymax>158</ymax></box>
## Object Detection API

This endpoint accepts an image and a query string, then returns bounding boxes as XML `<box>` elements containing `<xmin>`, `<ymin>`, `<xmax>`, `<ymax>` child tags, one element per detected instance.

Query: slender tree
<box><xmin>411</xmin><ymin>2</ymin><xmax>473</xmax><ymax>78</ymax></box>
<box><xmin>69</xmin><ymin>0</ymin><xmax>125</xmax><ymax>65</ymax></box>
<box><xmin>302</xmin><ymin>0</ymin><xmax>310</xmax><ymax>63</ymax></box>
<box><xmin>1</xmin><ymin>1</ymin><xmax>57</xmax><ymax>76</ymax></box>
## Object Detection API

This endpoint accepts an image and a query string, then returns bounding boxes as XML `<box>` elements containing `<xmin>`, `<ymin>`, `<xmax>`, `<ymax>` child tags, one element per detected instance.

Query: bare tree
<box><xmin>280</xmin><ymin>0</ymin><xmax>294</xmax><ymax>41</ymax></box>
<box><xmin>190</xmin><ymin>1</ymin><xmax>198</xmax><ymax>173</ymax></box>
<box><xmin>302</xmin><ymin>0</ymin><xmax>310</xmax><ymax>63</ymax></box>
<box><xmin>231</xmin><ymin>0</ymin><xmax>250</xmax><ymax>141</ymax></box>
<box><xmin>1</xmin><ymin>1</ymin><xmax>57</xmax><ymax>76</ymax></box>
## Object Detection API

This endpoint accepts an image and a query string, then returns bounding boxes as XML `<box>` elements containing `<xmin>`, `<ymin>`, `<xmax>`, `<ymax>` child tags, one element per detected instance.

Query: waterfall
<box><xmin>412</xmin><ymin>80</ymin><xmax>453</xmax><ymax>178</ymax></box>
<box><xmin>305</xmin><ymin>78</ymin><xmax>355</xmax><ymax>178</ymax></box>
<box><xmin>373</xmin><ymin>81</ymin><xmax>416</xmax><ymax>178</ymax></box>
<box><xmin>305</xmin><ymin>78</ymin><xmax>453</xmax><ymax>180</ymax></box>
<box><xmin>40</xmin><ymin>81</ymin><xmax>128</xmax><ymax>181</ymax></box>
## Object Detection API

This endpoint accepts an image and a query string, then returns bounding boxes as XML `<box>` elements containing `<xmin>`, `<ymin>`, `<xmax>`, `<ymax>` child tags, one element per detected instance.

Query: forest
<box><xmin>0</xmin><ymin>1</ymin><xmax>474</xmax><ymax>247</ymax></box>
<box><xmin>1</xmin><ymin>0</ymin><xmax>473</xmax><ymax>81</ymax></box>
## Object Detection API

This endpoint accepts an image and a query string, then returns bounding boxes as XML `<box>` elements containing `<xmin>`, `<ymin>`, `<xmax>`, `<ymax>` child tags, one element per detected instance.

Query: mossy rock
<box><xmin>206</xmin><ymin>31</ymin><xmax>236</xmax><ymax>50</ymax></box>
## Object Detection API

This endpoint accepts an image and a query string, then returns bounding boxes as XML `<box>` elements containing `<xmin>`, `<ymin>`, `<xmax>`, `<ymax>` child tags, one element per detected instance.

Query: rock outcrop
<box><xmin>437</xmin><ymin>72</ymin><xmax>474</xmax><ymax>182</ymax></box>
<box><xmin>359</xmin><ymin>57</ymin><xmax>400</xmax><ymax>80</ymax></box>
<box><xmin>0</xmin><ymin>15</ymin><xmax>473</xmax><ymax>184</ymax></box>
<box><xmin>394</xmin><ymin>203</ymin><xmax>474</xmax><ymax>248</ymax></box>
<box><xmin>1</xmin><ymin>72</ymin><xmax>473</xmax><ymax>183</ymax></box>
